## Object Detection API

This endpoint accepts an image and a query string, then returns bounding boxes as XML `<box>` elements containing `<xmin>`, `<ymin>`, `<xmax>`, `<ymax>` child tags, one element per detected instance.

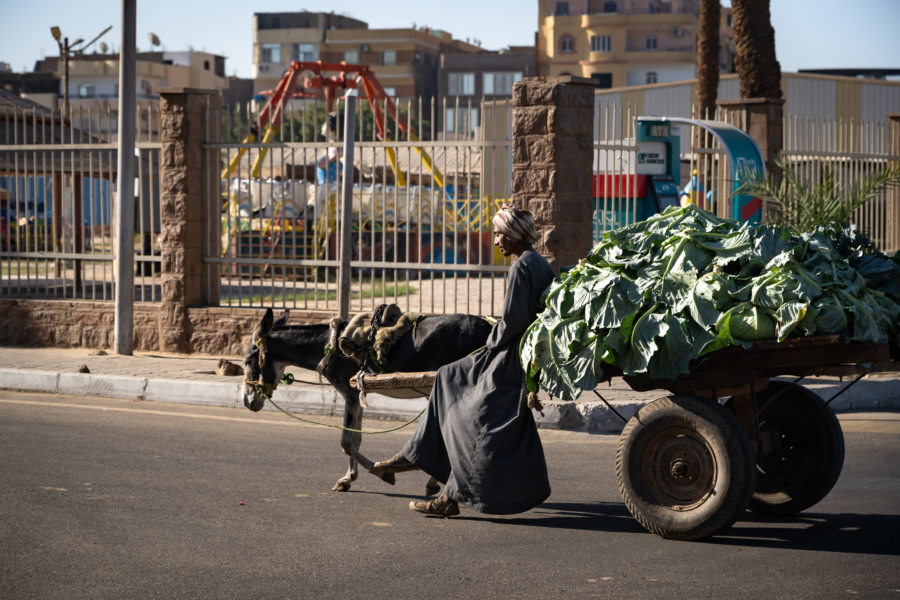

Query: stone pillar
<box><xmin>512</xmin><ymin>76</ymin><xmax>595</xmax><ymax>274</ymax></box>
<box><xmin>717</xmin><ymin>97</ymin><xmax>785</xmax><ymax>180</ymax></box>
<box><xmin>158</xmin><ymin>88</ymin><xmax>220</xmax><ymax>352</ymax></box>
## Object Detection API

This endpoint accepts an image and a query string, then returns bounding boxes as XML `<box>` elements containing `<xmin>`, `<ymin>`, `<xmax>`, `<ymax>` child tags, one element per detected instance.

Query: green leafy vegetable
<box><xmin>521</xmin><ymin>205</ymin><xmax>900</xmax><ymax>400</ymax></box>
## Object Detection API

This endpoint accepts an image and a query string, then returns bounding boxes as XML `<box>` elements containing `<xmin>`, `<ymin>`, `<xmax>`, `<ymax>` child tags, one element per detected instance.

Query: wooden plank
<box><xmin>349</xmin><ymin>371</ymin><xmax>437</xmax><ymax>391</ymax></box>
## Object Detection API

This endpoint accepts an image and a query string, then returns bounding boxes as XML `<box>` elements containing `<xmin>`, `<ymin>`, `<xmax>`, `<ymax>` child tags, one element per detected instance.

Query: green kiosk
<box><xmin>633</xmin><ymin>117</ymin><xmax>767</xmax><ymax>224</ymax></box>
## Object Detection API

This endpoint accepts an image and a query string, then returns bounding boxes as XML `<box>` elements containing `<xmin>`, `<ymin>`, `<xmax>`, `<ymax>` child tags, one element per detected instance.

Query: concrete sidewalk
<box><xmin>0</xmin><ymin>346</ymin><xmax>897</xmax><ymax>433</ymax></box>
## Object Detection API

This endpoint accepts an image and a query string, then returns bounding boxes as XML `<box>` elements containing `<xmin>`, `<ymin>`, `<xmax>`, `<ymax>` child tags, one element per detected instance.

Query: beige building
<box><xmin>252</xmin><ymin>11</ymin><xmax>480</xmax><ymax>100</ymax></box>
<box><xmin>538</xmin><ymin>0</ymin><xmax>735</xmax><ymax>88</ymax></box>
<box><xmin>35</xmin><ymin>51</ymin><xmax>229</xmax><ymax>138</ymax></box>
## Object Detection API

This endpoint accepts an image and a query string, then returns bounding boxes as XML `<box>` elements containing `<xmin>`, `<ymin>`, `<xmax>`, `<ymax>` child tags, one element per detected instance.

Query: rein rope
<box><xmin>243</xmin><ymin>319</ymin><xmax>426</xmax><ymax>435</ymax></box>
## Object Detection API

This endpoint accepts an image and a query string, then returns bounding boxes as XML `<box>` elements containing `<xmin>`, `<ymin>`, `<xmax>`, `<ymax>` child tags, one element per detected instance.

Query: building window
<box><xmin>591</xmin><ymin>35</ymin><xmax>612</xmax><ymax>52</ymax></box>
<box><xmin>646</xmin><ymin>35</ymin><xmax>658</xmax><ymax>50</ymax></box>
<box><xmin>344</xmin><ymin>50</ymin><xmax>359</xmax><ymax>64</ymax></box>
<box><xmin>382</xmin><ymin>49</ymin><xmax>397</xmax><ymax>66</ymax></box>
<box><xmin>646</xmin><ymin>71</ymin><xmax>658</xmax><ymax>84</ymax></box>
<box><xmin>483</xmin><ymin>71</ymin><xmax>523</xmax><ymax>95</ymax></box>
<box><xmin>292</xmin><ymin>43</ymin><xmax>317</xmax><ymax>62</ymax></box>
<box><xmin>446</xmin><ymin>106</ymin><xmax>479</xmax><ymax>135</ymax></box>
<box><xmin>383</xmin><ymin>87</ymin><xmax>396</xmax><ymax>97</ymax></box>
<box><xmin>604</xmin><ymin>1</ymin><xmax>617</xmax><ymax>12</ymax></box>
<box><xmin>555</xmin><ymin>2</ymin><xmax>569</xmax><ymax>16</ymax></box>
<box><xmin>448</xmin><ymin>72</ymin><xmax>475</xmax><ymax>96</ymax></box>
<box><xmin>261</xmin><ymin>43</ymin><xmax>281</xmax><ymax>63</ymax></box>
<box><xmin>203</xmin><ymin>60</ymin><xmax>210</xmax><ymax>70</ymax></box>
<box><xmin>560</xmin><ymin>34</ymin><xmax>575</xmax><ymax>54</ymax></box>
<box><xmin>78</xmin><ymin>82</ymin><xmax>95</xmax><ymax>98</ymax></box>
<box><xmin>590</xmin><ymin>73</ymin><xmax>613</xmax><ymax>88</ymax></box>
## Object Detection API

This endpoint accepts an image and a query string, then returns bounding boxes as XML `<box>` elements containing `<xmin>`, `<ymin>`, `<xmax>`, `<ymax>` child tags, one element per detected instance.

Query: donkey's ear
<box><xmin>257</xmin><ymin>308</ymin><xmax>274</xmax><ymax>335</ymax></box>
<box><xmin>273</xmin><ymin>309</ymin><xmax>290</xmax><ymax>330</ymax></box>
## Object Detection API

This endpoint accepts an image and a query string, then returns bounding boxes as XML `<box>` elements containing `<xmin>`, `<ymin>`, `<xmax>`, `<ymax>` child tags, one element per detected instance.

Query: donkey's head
<box><xmin>242</xmin><ymin>308</ymin><xmax>291</xmax><ymax>412</ymax></box>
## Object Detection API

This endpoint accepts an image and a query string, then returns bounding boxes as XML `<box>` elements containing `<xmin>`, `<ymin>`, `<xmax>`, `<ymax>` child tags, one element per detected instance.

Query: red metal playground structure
<box><xmin>220</xmin><ymin>61</ymin><xmax>502</xmax><ymax>275</ymax></box>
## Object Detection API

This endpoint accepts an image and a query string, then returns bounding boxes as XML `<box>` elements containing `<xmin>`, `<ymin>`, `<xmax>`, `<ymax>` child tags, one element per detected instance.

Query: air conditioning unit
<box><xmin>360</xmin><ymin>44</ymin><xmax>370</xmax><ymax>52</ymax></box>
<box><xmin>673</xmin><ymin>27</ymin><xmax>684</xmax><ymax>37</ymax></box>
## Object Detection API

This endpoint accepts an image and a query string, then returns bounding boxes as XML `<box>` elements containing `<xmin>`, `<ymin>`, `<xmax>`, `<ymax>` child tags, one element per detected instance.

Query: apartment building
<box><xmin>252</xmin><ymin>11</ymin><xmax>480</xmax><ymax>100</ymax></box>
<box><xmin>438</xmin><ymin>46</ymin><xmax>537</xmax><ymax>136</ymax></box>
<box><xmin>538</xmin><ymin>0</ymin><xmax>736</xmax><ymax>88</ymax></box>
<box><xmin>34</xmin><ymin>50</ymin><xmax>231</xmax><ymax>137</ymax></box>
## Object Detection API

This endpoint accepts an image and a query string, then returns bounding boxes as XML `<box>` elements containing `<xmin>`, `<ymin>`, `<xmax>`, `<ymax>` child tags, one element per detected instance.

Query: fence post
<box><xmin>511</xmin><ymin>76</ymin><xmax>595</xmax><ymax>274</ymax></box>
<box><xmin>889</xmin><ymin>113</ymin><xmax>900</xmax><ymax>253</ymax></box>
<box><xmin>338</xmin><ymin>95</ymin><xmax>357</xmax><ymax>320</ymax></box>
<box><xmin>158</xmin><ymin>88</ymin><xmax>220</xmax><ymax>352</ymax></box>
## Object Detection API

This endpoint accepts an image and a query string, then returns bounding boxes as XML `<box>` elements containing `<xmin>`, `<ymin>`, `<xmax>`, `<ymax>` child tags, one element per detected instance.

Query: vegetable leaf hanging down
<box><xmin>520</xmin><ymin>205</ymin><xmax>900</xmax><ymax>401</ymax></box>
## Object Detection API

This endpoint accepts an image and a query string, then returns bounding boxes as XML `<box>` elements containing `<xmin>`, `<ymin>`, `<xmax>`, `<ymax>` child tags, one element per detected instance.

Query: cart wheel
<box><xmin>727</xmin><ymin>381</ymin><xmax>844</xmax><ymax>517</ymax></box>
<box><xmin>616</xmin><ymin>395</ymin><xmax>756</xmax><ymax>541</ymax></box>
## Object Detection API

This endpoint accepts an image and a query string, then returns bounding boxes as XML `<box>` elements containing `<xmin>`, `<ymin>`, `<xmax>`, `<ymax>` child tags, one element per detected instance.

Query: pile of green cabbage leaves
<box><xmin>520</xmin><ymin>205</ymin><xmax>900</xmax><ymax>401</ymax></box>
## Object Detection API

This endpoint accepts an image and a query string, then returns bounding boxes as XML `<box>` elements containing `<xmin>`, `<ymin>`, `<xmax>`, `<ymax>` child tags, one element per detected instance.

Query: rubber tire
<box><xmin>726</xmin><ymin>381</ymin><xmax>845</xmax><ymax>517</ymax></box>
<box><xmin>616</xmin><ymin>395</ymin><xmax>756</xmax><ymax>541</ymax></box>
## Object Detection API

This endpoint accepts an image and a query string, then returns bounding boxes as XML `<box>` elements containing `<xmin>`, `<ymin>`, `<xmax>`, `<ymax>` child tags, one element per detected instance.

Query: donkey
<box><xmin>241</xmin><ymin>308</ymin><xmax>492</xmax><ymax>493</ymax></box>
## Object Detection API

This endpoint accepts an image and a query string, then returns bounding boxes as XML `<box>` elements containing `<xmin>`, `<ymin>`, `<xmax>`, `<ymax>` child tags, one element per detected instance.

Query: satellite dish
<box><xmin>100</xmin><ymin>42</ymin><xmax>109</xmax><ymax>53</ymax></box>
<box><xmin>148</xmin><ymin>32</ymin><xmax>161</xmax><ymax>47</ymax></box>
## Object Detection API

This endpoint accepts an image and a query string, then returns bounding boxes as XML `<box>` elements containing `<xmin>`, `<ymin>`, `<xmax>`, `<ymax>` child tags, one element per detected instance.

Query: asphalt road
<box><xmin>2</xmin><ymin>391</ymin><xmax>899</xmax><ymax>600</ymax></box>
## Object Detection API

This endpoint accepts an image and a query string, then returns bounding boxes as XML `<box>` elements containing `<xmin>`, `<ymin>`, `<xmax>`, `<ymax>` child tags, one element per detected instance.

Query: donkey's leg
<box><xmin>332</xmin><ymin>392</ymin><xmax>362</xmax><ymax>492</ymax></box>
<box><xmin>332</xmin><ymin>390</ymin><xmax>396</xmax><ymax>490</ymax></box>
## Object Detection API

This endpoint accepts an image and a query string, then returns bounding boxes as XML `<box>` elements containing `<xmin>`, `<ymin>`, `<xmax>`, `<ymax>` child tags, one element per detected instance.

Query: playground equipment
<box><xmin>222</xmin><ymin>61</ymin><xmax>444</xmax><ymax>188</ymax></box>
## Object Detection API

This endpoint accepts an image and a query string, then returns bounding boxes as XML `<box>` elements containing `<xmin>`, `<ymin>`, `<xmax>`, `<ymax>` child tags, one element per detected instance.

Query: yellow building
<box><xmin>538</xmin><ymin>0</ymin><xmax>735</xmax><ymax>88</ymax></box>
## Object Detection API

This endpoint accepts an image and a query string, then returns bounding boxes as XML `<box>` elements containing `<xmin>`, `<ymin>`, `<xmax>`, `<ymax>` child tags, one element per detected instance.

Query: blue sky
<box><xmin>3</xmin><ymin>0</ymin><xmax>899</xmax><ymax>78</ymax></box>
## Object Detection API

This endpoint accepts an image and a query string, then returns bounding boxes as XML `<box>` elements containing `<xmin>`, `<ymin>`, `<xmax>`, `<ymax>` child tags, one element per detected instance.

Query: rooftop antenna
<box><xmin>79</xmin><ymin>25</ymin><xmax>113</xmax><ymax>54</ymax></box>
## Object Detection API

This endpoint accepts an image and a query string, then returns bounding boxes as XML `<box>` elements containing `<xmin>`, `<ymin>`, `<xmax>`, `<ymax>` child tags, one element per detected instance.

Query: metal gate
<box><xmin>206</xmin><ymin>97</ymin><xmax>514</xmax><ymax>317</ymax></box>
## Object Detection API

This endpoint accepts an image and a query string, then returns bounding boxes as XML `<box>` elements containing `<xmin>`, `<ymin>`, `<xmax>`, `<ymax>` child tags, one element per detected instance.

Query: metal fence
<box><xmin>782</xmin><ymin>114</ymin><xmax>900</xmax><ymax>252</ymax></box>
<box><xmin>206</xmin><ymin>97</ymin><xmax>514</xmax><ymax>317</ymax></box>
<box><xmin>2</xmin><ymin>94</ymin><xmax>898</xmax><ymax>312</ymax></box>
<box><xmin>591</xmin><ymin>101</ymin><xmax>900</xmax><ymax>254</ymax></box>
<box><xmin>0</xmin><ymin>100</ymin><xmax>162</xmax><ymax>301</ymax></box>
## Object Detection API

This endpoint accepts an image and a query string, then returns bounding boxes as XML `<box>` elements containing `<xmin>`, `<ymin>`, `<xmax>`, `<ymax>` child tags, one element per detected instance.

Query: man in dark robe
<box><xmin>373</xmin><ymin>205</ymin><xmax>555</xmax><ymax>516</ymax></box>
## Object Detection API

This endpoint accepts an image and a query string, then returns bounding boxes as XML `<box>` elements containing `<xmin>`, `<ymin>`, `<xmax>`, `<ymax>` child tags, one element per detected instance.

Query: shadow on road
<box><xmin>712</xmin><ymin>512</ymin><xmax>900</xmax><ymax>555</ymax></box>
<box><xmin>458</xmin><ymin>501</ymin><xmax>646</xmax><ymax>534</ymax></box>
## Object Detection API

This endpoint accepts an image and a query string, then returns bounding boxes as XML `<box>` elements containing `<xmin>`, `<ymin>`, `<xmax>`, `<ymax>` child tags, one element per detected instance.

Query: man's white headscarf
<box><xmin>492</xmin><ymin>204</ymin><xmax>538</xmax><ymax>246</ymax></box>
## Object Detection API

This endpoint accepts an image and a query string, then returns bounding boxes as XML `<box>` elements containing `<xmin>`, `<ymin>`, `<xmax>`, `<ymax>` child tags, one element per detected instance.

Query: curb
<box><xmin>1</xmin><ymin>368</ymin><xmax>898</xmax><ymax>434</ymax></box>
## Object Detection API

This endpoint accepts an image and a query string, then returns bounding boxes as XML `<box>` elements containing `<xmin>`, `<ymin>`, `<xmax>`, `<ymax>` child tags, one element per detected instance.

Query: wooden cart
<box><xmin>353</xmin><ymin>335</ymin><xmax>899</xmax><ymax>541</ymax></box>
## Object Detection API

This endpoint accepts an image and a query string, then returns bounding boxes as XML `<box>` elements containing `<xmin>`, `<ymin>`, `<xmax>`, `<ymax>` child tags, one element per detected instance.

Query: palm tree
<box><xmin>731</xmin><ymin>0</ymin><xmax>782</xmax><ymax>99</ymax></box>
<box><xmin>696</xmin><ymin>0</ymin><xmax>721</xmax><ymax>119</ymax></box>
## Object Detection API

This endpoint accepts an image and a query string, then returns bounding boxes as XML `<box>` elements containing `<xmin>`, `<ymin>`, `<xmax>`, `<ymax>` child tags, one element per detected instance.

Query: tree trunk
<box><xmin>731</xmin><ymin>0</ymin><xmax>782</xmax><ymax>99</ymax></box>
<box><xmin>696</xmin><ymin>0</ymin><xmax>721</xmax><ymax>118</ymax></box>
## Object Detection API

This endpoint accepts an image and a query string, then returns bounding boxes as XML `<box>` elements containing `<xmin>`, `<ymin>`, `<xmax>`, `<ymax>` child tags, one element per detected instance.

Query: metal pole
<box><xmin>62</xmin><ymin>38</ymin><xmax>70</xmax><ymax>119</ymax></box>
<box><xmin>114</xmin><ymin>0</ymin><xmax>136</xmax><ymax>354</ymax></box>
<box><xmin>337</xmin><ymin>95</ymin><xmax>357</xmax><ymax>320</ymax></box>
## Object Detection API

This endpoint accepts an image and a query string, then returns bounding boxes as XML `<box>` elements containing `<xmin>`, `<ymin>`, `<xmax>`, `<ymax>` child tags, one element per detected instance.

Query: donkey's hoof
<box><xmin>332</xmin><ymin>480</ymin><xmax>351</xmax><ymax>492</ymax></box>
<box><xmin>425</xmin><ymin>480</ymin><xmax>441</xmax><ymax>497</ymax></box>
<box><xmin>380</xmin><ymin>472</ymin><xmax>396</xmax><ymax>486</ymax></box>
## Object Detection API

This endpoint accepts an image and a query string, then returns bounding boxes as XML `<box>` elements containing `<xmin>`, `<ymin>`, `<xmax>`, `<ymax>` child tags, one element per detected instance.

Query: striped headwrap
<box><xmin>492</xmin><ymin>204</ymin><xmax>538</xmax><ymax>246</ymax></box>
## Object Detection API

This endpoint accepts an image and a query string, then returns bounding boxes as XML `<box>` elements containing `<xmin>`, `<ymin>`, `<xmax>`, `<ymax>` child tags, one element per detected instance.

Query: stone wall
<box><xmin>0</xmin><ymin>299</ymin><xmax>332</xmax><ymax>356</ymax></box>
<box><xmin>511</xmin><ymin>76</ymin><xmax>595</xmax><ymax>273</ymax></box>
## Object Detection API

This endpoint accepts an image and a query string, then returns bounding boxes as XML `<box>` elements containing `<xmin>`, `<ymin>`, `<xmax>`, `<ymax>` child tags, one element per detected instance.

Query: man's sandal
<box><xmin>409</xmin><ymin>495</ymin><xmax>459</xmax><ymax>517</ymax></box>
